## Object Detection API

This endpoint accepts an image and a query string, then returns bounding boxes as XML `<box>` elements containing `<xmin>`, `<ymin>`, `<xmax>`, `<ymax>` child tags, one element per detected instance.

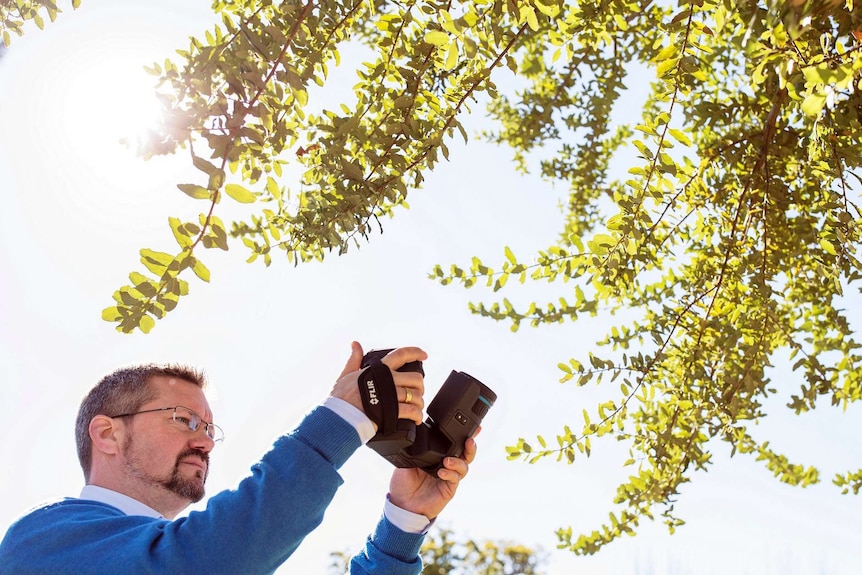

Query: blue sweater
<box><xmin>0</xmin><ymin>406</ymin><xmax>424</xmax><ymax>574</ymax></box>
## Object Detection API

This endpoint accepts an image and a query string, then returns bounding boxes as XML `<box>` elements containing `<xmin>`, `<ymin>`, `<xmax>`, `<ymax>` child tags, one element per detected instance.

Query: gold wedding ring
<box><xmin>404</xmin><ymin>388</ymin><xmax>413</xmax><ymax>404</ymax></box>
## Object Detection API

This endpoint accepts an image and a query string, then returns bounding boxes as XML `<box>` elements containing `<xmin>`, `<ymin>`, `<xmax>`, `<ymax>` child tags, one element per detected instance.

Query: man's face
<box><xmin>119</xmin><ymin>376</ymin><xmax>215</xmax><ymax>505</ymax></box>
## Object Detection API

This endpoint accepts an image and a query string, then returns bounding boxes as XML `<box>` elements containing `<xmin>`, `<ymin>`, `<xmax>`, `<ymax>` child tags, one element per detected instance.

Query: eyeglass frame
<box><xmin>108</xmin><ymin>405</ymin><xmax>224</xmax><ymax>443</ymax></box>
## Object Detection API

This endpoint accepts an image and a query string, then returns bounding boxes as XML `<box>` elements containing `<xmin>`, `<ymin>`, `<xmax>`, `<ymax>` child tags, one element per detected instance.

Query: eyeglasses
<box><xmin>109</xmin><ymin>405</ymin><xmax>224</xmax><ymax>443</ymax></box>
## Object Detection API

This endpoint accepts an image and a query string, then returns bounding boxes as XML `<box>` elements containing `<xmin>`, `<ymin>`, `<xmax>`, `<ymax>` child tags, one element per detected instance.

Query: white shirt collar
<box><xmin>79</xmin><ymin>485</ymin><xmax>164</xmax><ymax>519</ymax></box>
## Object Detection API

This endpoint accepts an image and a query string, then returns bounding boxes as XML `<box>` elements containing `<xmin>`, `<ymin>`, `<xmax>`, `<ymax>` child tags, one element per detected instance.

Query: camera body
<box><xmin>362</xmin><ymin>349</ymin><xmax>496</xmax><ymax>475</ymax></box>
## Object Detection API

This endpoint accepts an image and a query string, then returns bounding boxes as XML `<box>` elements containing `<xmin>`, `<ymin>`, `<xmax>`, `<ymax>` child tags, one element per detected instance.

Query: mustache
<box><xmin>176</xmin><ymin>447</ymin><xmax>209</xmax><ymax>469</ymax></box>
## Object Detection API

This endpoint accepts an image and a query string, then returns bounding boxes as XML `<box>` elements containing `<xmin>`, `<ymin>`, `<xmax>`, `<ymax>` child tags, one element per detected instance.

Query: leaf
<box><xmin>424</xmin><ymin>30</ymin><xmax>449</xmax><ymax>46</ymax></box>
<box><xmin>224</xmin><ymin>183</ymin><xmax>256</xmax><ymax>204</ymax></box>
<box><xmin>342</xmin><ymin>161</ymin><xmax>365</xmax><ymax>181</ymax></box>
<box><xmin>535</xmin><ymin>1</ymin><xmax>560</xmax><ymax>17</ymax></box>
<box><xmin>169</xmin><ymin>217</ymin><xmax>193</xmax><ymax>248</ymax></box>
<box><xmin>139</xmin><ymin>249</ymin><xmax>173</xmax><ymax>275</ymax></box>
<box><xmin>505</xmin><ymin>246</ymin><xmax>517</xmax><ymax>264</ymax></box>
<box><xmin>801</xmin><ymin>92</ymin><xmax>827</xmax><ymax>118</ymax></box>
<box><xmin>265</xmin><ymin>176</ymin><xmax>281</xmax><ymax>202</ymax></box>
<box><xmin>656</xmin><ymin>57</ymin><xmax>678</xmax><ymax>77</ymax></box>
<box><xmin>444</xmin><ymin>42</ymin><xmax>458</xmax><ymax>71</ymax></box>
<box><xmin>177</xmin><ymin>184</ymin><xmax>212</xmax><ymax>200</ymax></box>
<box><xmin>101</xmin><ymin>306</ymin><xmax>122</xmax><ymax>321</ymax></box>
<box><xmin>668</xmin><ymin>128</ymin><xmax>691</xmax><ymax>146</ymax></box>
<box><xmin>606</xmin><ymin>213</ymin><xmax>625</xmax><ymax>231</ymax></box>
<box><xmin>138</xmin><ymin>314</ymin><xmax>156</xmax><ymax>334</ymax></box>
<box><xmin>192</xmin><ymin>258</ymin><xmax>211</xmax><ymax>282</ymax></box>
<box><xmin>522</xmin><ymin>6</ymin><xmax>540</xmax><ymax>31</ymax></box>
<box><xmin>192</xmin><ymin>154</ymin><xmax>221</xmax><ymax>176</ymax></box>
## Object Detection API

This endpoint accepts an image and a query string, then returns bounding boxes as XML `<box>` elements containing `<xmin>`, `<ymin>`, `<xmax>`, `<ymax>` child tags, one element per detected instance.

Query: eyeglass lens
<box><xmin>173</xmin><ymin>407</ymin><xmax>223</xmax><ymax>442</ymax></box>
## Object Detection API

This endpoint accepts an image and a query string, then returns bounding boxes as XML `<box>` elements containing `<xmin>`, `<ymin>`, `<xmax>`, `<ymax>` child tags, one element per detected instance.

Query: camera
<box><xmin>361</xmin><ymin>349</ymin><xmax>497</xmax><ymax>475</ymax></box>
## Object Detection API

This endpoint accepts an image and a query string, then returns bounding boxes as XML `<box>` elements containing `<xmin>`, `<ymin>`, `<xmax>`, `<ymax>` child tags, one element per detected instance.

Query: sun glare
<box><xmin>19</xmin><ymin>30</ymin><xmax>192</xmax><ymax>235</ymax></box>
<box><xmin>59</xmin><ymin>51</ymin><xmax>165</xmax><ymax>161</ymax></box>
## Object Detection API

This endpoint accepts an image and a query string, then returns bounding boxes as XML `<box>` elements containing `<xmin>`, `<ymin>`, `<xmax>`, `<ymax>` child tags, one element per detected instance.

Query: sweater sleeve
<box><xmin>0</xmin><ymin>406</ymin><xmax>359</xmax><ymax>575</ymax></box>
<box><xmin>348</xmin><ymin>514</ymin><xmax>426</xmax><ymax>575</ymax></box>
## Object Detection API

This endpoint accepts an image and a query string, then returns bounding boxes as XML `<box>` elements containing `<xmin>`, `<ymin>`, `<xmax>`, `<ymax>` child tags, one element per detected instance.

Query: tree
<box><xmin>4</xmin><ymin>0</ymin><xmax>862</xmax><ymax>557</ymax></box>
<box><xmin>328</xmin><ymin>526</ymin><xmax>547</xmax><ymax>574</ymax></box>
<box><xmin>0</xmin><ymin>0</ymin><xmax>80</xmax><ymax>47</ymax></box>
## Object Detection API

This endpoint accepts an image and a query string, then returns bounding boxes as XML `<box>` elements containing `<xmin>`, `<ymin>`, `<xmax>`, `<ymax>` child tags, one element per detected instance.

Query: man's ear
<box><xmin>89</xmin><ymin>415</ymin><xmax>123</xmax><ymax>456</ymax></box>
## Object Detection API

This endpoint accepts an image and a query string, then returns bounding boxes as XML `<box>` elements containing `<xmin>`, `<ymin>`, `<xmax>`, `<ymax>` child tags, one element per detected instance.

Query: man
<box><xmin>0</xmin><ymin>343</ymin><xmax>477</xmax><ymax>574</ymax></box>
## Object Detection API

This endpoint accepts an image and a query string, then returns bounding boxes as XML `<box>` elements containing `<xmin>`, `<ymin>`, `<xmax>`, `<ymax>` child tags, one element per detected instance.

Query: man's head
<box><xmin>76</xmin><ymin>364</ymin><xmax>216</xmax><ymax>518</ymax></box>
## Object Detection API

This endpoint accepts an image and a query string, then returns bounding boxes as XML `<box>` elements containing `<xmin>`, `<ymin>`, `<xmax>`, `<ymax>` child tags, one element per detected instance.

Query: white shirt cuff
<box><xmin>384</xmin><ymin>495</ymin><xmax>433</xmax><ymax>534</ymax></box>
<box><xmin>323</xmin><ymin>397</ymin><xmax>377</xmax><ymax>444</ymax></box>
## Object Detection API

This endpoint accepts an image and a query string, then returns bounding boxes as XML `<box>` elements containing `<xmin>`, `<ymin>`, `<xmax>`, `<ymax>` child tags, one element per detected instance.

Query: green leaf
<box><xmin>192</xmin><ymin>154</ymin><xmax>221</xmax><ymax>176</ymax></box>
<box><xmin>505</xmin><ymin>246</ymin><xmax>517</xmax><ymax>264</ymax></box>
<box><xmin>139</xmin><ymin>249</ymin><xmax>173</xmax><ymax>275</ymax></box>
<box><xmin>177</xmin><ymin>184</ymin><xmax>212</xmax><ymax>200</ymax></box>
<box><xmin>265</xmin><ymin>177</ymin><xmax>281</xmax><ymax>202</ymax></box>
<box><xmin>424</xmin><ymin>30</ymin><xmax>449</xmax><ymax>46</ymax></box>
<box><xmin>521</xmin><ymin>6</ymin><xmax>539</xmax><ymax>31</ymax></box>
<box><xmin>208</xmin><ymin>170</ymin><xmax>226</xmax><ymax>191</ymax></box>
<box><xmin>224</xmin><ymin>183</ymin><xmax>256</xmax><ymax>204</ymax></box>
<box><xmin>192</xmin><ymin>258</ymin><xmax>211</xmax><ymax>282</ymax></box>
<box><xmin>169</xmin><ymin>217</ymin><xmax>193</xmax><ymax>247</ymax></box>
<box><xmin>138</xmin><ymin>314</ymin><xmax>156</xmax><ymax>334</ymax></box>
<box><xmin>444</xmin><ymin>42</ymin><xmax>458</xmax><ymax>71</ymax></box>
<box><xmin>101</xmin><ymin>306</ymin><xmax>122</xmax><ymax>321</ymax></box>
<box><xmin>668</xmin><ymin>128</ymin><xmax>691</xmax><ymax>146</ymax></box>
<box><xmin>801</xmin><ymin>92</ymin><xmax>827</xmax><ymax>118</ymax></box>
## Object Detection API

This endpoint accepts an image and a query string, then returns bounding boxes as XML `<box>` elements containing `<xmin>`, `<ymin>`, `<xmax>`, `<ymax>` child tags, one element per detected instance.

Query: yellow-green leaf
<box><xmin>101</xmin><ymin>306</ymin><xmax>122</xmax><ymax>321</ymax></box>
<box><xmin>139</xmin><ymin>315</ymin><xmax>156</xmax><ymax>334</ymax></box>
<box><xmin>177</xmin><ymin>184</ymin><xmax>211</xmax><ymax>200</ymax></box>
<box><xmin>444</xmin><ymin>42</ymin><xmax>458</xmax><ymax>70</ymax></box>
<box><xmin>424</xmin><ymin>30</ymin><xmax>449</xmax><ymax>46</ymax></box>
<box><xmin>801</xmin><ymin>92</ymin><xmax>827</xmax><ymax>118</ymax></box>
<box><xmin>169</xmin><ymin>217</ymin><xmax>192</xmax><ymax>247</ymax></box>
<box><xmin>224</xmin><ymin>183</ymin><xmax>256</xmax><ymax>204</ymax></box>
<box><xmin>192</xmin><ymin>258</ymin><xmax>211</xmax><ymax>282</ymax></box>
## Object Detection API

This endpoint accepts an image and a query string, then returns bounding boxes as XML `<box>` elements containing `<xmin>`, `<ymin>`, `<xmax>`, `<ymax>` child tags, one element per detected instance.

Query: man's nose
<box><xmin>189</xmin><ymin>427</ymin><xmax>215</xmax><ymax>452</ymax></box>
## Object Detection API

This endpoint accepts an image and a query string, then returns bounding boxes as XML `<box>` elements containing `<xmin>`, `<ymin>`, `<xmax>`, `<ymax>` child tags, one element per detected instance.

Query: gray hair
<box><xmin>75</xmin><ymin>364</ymin><xmax>206</xmax><ymax>481</ymax></box>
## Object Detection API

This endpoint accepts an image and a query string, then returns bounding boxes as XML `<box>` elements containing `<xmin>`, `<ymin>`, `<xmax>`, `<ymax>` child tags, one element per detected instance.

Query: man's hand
<box><xmin>331</xmin><ymin>341</ymin><xmax>427</xmax><ymax>426</ymax></box>
<box><xmin>387</xmin><ymin>435</ymin><xmax>478</xmax><ymax>520</ymax></box>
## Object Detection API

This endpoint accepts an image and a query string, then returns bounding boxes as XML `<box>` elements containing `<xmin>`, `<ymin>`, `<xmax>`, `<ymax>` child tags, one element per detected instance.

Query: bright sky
<box><xmin>1</xmin><ymin>2</ymin><xmax>860</xmax><ymax>574</ymax></box>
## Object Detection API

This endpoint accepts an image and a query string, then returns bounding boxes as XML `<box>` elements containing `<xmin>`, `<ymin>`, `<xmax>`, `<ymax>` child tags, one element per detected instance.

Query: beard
<box><xmin>124</xmin><ymin>436</ymin><xmax>209</xmax><ymax>503</ymax></box>
<box><xmin>162</xmin><ymin>448</ymin><xmax>209</xmax><ymax>502</ymax></box>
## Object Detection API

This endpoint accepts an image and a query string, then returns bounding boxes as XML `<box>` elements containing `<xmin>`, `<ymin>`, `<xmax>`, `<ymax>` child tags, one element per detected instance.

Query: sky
<box><xmin>1</xmin><ymin>1</ymin><xmax>860</xmax><ymax>574</ymax></box>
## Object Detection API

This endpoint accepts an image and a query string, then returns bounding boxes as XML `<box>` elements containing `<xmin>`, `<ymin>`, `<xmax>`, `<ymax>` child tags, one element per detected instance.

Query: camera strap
<box><xmin>357</xmin><ymin>361</ymin><xmax>399</xmax><ymax>435</ymax></box>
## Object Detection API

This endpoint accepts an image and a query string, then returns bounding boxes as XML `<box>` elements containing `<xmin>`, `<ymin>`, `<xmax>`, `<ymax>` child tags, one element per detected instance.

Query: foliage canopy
<box><xmin>5</xmin><ymin>0</ymin><xmax>862</xmax><ymax>556</ymax></box>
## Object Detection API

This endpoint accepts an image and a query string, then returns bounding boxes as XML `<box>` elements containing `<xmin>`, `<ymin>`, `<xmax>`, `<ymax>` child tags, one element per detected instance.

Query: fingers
<box><xmin>394</xmin><ymin>373</ymin><xmax>425</xmax><ymax>424</ymax></box>
<box><xmin>380</xmin><ymin>346</ymin><xmax>428</xmax><ymax>370</ymax></box>
<box><xmin>334</xmin><ymin>343</ymin><xmax>427</xmax><ymax>425</ymax></box>
<box><xmin>435</xmin><ymin>437</ymin><xmax>478</xmax><ymax>484</ymax></box>
<box><xmin>462</xmin><ymin>436</ymin><xmax>478</xmax><ymax>464</ymax></box>
<box><xmin>385</xmin><ymin>347</ymin><xmax>426</xmax><ymax>424</ymax></box>
<box><xmin>399</xmin><ymin>386</ymin><xmax>421</xmax><ymax>407</ymax></box>
<box><xmin>437</xmin><ymin>453</ymin><xmax>470</xmax><ymax>484</ymax></box>
<box><xmin>395</xmin><ymin>374</ymin><xmax>424</xmax><ymax>402</ymax></box>
<box><xmin>396</xmin><ymin>381</ymin><xmax>424</xmax><ymax>424</ymax></box>
<box><xmin>338</xmin><ymin>341</ymin><xmax>364</xmax><ymax>379</ymax></box>
<box><xmin>397</xmin><ymin>403</ymin><xmax>424</xmax><ymax>425</ymax></box>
